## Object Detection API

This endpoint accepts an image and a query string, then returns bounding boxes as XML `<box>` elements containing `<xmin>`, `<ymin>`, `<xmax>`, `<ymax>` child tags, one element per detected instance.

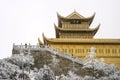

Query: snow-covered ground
<box><xmin>0</xmin><ymin>46</ymin><xmax>120</xmax><ymax>80</ymax></box>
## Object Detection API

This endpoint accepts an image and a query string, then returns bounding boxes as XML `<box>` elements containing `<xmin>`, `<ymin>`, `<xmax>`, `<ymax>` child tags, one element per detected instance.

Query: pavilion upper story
<box><xmin>55</xmin><ymin>11</ymin><xmax>100</xmax><ymax>39</ymax></box>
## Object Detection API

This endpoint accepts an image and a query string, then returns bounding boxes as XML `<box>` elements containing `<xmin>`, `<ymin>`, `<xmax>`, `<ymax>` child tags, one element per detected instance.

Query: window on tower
<box><xmin>70</xmin><ymin>19</ymin><xmax>81</xmax><ymax>24</ymax></box>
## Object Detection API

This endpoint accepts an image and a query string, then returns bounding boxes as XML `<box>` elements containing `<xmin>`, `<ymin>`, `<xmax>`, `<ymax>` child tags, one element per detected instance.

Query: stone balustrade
<box><xmin>13</xmin><ymin>43</ymin><xmax>41</xmax><ymax>50</ymax></box>
<box><xmin>13</xmin><ymin>43</ymin><xmax>83</xmax><ymax>65</ymax></box>
<box><xmin>46</xmin><ymin>46</ymin><xmax>83</xmax><ymax>64</ymax></box>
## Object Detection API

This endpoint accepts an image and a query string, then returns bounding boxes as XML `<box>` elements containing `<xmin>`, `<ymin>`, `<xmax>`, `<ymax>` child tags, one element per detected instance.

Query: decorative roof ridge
<box><xmin>66</xmin><ymin>10</ymin><xmax>85</xmax><ymax>18</ymax></box>
<box><xmin>57</xmin><ymin>12</ymin><xmax>95</xmax><ymax>19</ymax></box>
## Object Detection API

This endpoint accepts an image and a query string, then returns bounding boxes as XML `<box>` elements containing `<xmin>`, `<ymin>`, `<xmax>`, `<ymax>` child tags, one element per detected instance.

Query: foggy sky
<box><xmin>0</xmin><ymin>0</ymin><xmax>120</xmax><ymax>59</ymax></box>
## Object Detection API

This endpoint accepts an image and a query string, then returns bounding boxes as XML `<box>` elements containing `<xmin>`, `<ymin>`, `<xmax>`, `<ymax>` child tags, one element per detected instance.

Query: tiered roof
<box><xmin>39</xmin><ymin>11</ymin><xmax>119</xmax><ymax>45</ymax></box>
<box><xmin>55</xmin><ymin>11</ymin><xmax>99</xmax><ymax>38</ymax></box>
<box><xmin>57</xmin><ymin>11</ymin><xmax>95</xmax><ymax>27</ymax></box>
<box><xmin>54</xmin><ymin>24</ymin><xmax>100</xmax><ymax>38</ymax></box>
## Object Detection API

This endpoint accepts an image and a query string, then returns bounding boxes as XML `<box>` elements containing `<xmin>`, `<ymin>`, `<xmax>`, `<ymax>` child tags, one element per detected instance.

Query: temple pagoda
<box><xmin>39</xmin><ymin>11</ymin><xmax>120</xmax><ymax>67</ymax></box>
<box><xmin>55</xmin><ymin>11</ymin><xmax>99</xmax><ymax>39</ymax></box>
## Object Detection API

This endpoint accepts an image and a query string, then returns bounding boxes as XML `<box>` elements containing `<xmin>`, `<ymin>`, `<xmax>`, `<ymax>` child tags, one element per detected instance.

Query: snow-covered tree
<box><xmin>34</xmin><ymin>65</ymin><xmax>55</xmax><ymax>80</ymax></box>
<box><xmin>0</xmin><ymin>53</ymin><xmax>34</xmax><ymax>79</ymax></box>
<box><xmin>6</xmin><ymin>54</ymin><xmax>34</xmax><ymax>69</ymax></box>
<box><xmin>0</xmin><ymin>59</ymin><xmax>19</xmax><ymax>79</ymax></box>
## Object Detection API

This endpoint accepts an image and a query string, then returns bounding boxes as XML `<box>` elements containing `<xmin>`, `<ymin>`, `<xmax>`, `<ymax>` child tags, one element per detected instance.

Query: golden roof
<box><xmin>42</xmin><ymin>34</ymin><xmax>120</xmax><ymax>44</ymax></box>
<box><xmin>54</xmin><ymin>24</ymin><xmax>100</xmax><ymax>38</ymax></box>
<box><xmin>38</xmin><ymin>38</ymin><xmax>44</xmax><ymax>45</ymax></box>
<box><xmin>57</xmin><ymin>11</ymin><xmax>95</xmax><ymax>27</ymax></box>
<box><xmin>55</xmin><ymin>24</ymin><xmax>100</xmax><ymax>32</ymax></box>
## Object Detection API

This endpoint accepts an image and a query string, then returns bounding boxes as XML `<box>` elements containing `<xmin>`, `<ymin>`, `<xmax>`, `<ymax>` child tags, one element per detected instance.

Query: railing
<box><xmin>45</xmin><ymin>46</ymin><xmax>84</xmax><ymax>64</ymax></box>
<box><xmin>13</xmin><ymin>44</ymin><xmax>41</xmax><ymax>50</ymax></box>
<box><xmin>13</xmin><ymin>43</ymin><xmax>84</xmax><ymax>65</ymax></box>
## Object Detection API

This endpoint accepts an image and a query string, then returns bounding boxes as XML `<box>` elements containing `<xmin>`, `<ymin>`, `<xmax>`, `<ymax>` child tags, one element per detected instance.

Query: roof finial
<box><xmin>74</xmin><ymin>9</ymin><xmax>76</xmax><ymax>12</ymax></box>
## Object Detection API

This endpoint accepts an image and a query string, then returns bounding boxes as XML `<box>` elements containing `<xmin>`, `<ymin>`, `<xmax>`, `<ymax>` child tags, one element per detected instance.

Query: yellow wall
<box><xmin>48</xmin><ymin>43</ymin><xmax>120</xmax><ymax>67</ymax></box>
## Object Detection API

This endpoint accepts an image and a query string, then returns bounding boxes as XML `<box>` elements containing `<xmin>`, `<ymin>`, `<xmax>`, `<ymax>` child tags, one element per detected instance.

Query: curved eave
<box><xmin>55</xmin><ymin>24</ymin><xmax>100</xmax><ymax>34</ymax></box>
<box><xmin>57</xmin><ymin>13</ymin><xmax>64</xmax><ymax>27</ymax></box>
<box><xmin>57</xmin><ymin>12</ymin><xmax>95</xmax><ymax>27</ymax></box>
<box><xmin>88</xmin><ymin>13</ymin><xmax>95</xmax><ymax>25</ymax></box>
<box><xmin>42</xmin><ymin>33</ymin><xmax>53</xmax><ymax>45</ymax></box>
<box><xmin>54</xmin><ymin>24</ymin><xmax>59</xmax><ymax>38</ymax></box>
<box><xmin>92</xmin><ymin>24</ymin><xmax>100</xmax><ymax>36</ymax></box>
<box><xmin>38</xmin><ymin>38</ymin><xmax>44</xmax><ymax>45</ymax></box>
<box><xmin>42</xmin><ymin>37</ymin><xmax>120</xmax><ymax>44</ymax></box>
